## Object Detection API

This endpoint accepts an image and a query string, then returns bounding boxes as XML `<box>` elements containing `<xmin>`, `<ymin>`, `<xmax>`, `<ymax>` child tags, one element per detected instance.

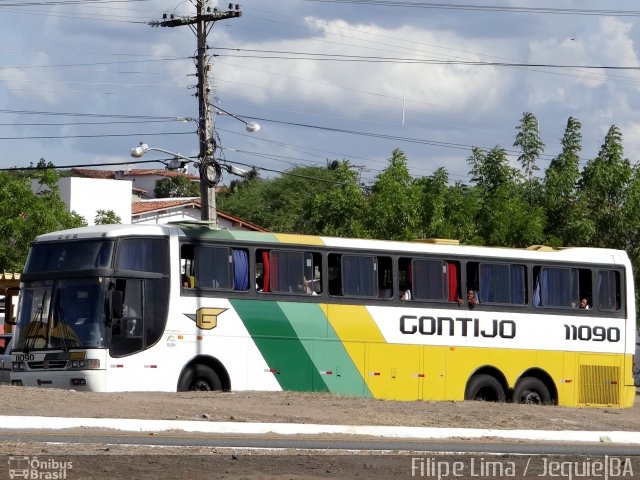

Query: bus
<box><xmin>10</xmin><ymin>222</ymin><xmax>637</xmax><ymax>407</ymax></box>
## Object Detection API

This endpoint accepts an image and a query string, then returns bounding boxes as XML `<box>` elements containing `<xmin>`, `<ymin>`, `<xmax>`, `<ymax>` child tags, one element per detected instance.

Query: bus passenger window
<box><xmin>598</xmin><ymin>270</ymin><xmax>621</xmax><ymax>311</ymax></box>
<box><xmin>408</xmin><ymin>258</ymin><xmax>454</xmax><ymax>301</ymax></box>
<box><xmin>341</xmin><ymin>255</ymin><xmax>378</xmax><ymax>297</ymax></box>
<box><xmin>377</xmin><ymin>256</ymin><xmax>392</xmax><ymax>299</ymax></box>
<box><xmin>532</xmin><ymin>266</ymin><xmax>590</xmax><ymax>309</ymax></box>
<box><xmin>258</xmin><ymin>250</ymin><xmax>321</xmax><ymax>295</ymax></box>
<box><xmin>470</xmin><ymin>262</ymin><xmax>526</xmax><ymax>305</ymax></box>
<box><xmin>181</xmin><ymin>244</ymin><xmax>249</xmax><ymax>292</ymax></box>
<box><xmin>328</xmin><ymin>253</ymin><xmax>342</xmax><ymax>296</ymax></box>
<box><xmin>180</xmin><ymin>244</ymin><xmax>195</xmax><ymax>289</ymax></box>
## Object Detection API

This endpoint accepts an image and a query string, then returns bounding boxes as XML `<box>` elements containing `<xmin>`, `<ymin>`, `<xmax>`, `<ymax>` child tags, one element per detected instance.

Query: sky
<box><xmin>3</xmin><ymin>0</ymin><xmax>640</xmax><ymax>187</ymax></box>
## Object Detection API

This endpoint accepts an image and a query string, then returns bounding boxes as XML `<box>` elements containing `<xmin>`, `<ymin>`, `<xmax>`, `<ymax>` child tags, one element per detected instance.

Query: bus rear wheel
<box><xmin>513</xmin><ymin>377</ymin><xmax>551</xmax><ymax>405</ymax></box>
<box><xmin>464</xmin><ymin>374</ymin><xmax>506</xmax><ymax>402</ymax></box>
<box><xmin>178</xmin><ymin>364</ymin><xmax>222</xmax><ymax>391</ymax></box>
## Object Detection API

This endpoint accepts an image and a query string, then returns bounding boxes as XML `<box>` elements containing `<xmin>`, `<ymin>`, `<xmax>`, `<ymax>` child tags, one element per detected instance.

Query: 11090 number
<box><xmin>564</xmin><ymin>324</ymin><xmax>620</xmax><ymax>342</ymax></box>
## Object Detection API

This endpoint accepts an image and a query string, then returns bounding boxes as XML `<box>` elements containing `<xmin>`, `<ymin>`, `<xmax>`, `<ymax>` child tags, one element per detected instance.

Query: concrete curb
<box><xmin>1</xmin><ymin>416</ymin><xmax>639</xmax><ymax>444</ymax></box>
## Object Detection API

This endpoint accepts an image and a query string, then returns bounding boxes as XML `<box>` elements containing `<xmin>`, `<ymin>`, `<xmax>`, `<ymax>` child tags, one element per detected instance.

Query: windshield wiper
<box><xmin>24</xmin><ymin>306</ymin><xmax>44</xmax><ymax>354</ymax></box>
<box><xmin>54</xmin><ymin>290</ymin><xmax>69</xmax><ymax>352</ymax></box>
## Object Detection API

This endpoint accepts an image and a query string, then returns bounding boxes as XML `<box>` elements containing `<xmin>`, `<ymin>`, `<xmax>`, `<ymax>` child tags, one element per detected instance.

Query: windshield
<box><xmin>15</xmin><ymin>278</ymin><xmax>108</xmax><ymax>351</ymax></box>
<box><xmin>25</xmin><ymin>240</ymin><xmax>114</xmax><ymax>273</ymax></box>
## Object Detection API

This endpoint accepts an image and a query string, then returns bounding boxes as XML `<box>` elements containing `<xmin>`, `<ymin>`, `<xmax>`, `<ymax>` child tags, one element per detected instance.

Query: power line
<box><xmin>0</xmin><ymin>131</ymin><xmax>193</xmax><ymax>140</ymax></box>
<box><xmin>213</xmin><ymin>47</ymin><xmax>640</xmax><ymax>70</ymax></box>
<box><xmin>0</xmin><ymin>158</ymin><xmax>173</xmax><ymax>171</ymax></box>
<box><xmin>302</xmin><ymin>1</ymin><xmax>640</xmax><ymax>17</ymax></box>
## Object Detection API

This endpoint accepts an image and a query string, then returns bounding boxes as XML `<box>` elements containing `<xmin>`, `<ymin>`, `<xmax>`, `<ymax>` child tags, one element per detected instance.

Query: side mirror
<box><xmin>3</xmin><ymin>287</ymin><xmax>19</xmax><ymax>326</ymax></box>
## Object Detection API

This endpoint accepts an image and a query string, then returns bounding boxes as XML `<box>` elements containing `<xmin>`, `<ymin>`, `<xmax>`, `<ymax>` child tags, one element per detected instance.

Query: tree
<box><xmin>95</xmin><ymin>210</ymin><xmax>122</xmax><ymax>225</ymax></box>
<box><xmin>514</xmin><ymin>112</ymin><xmax>544</xmax><ymax>180</ymax></box>
<box><xmin>467</xmin><ymin>146</ymin><xmax>519</xmax><ymax>194</ymax></box>
<box><xmin>218</xmin><ymin>165</ymin><xmax>344</xmax><ymax>233</ymax></box>
<box><xmin>578</xmin><ymin>125</ymin><xmax>632</xmax><ymax>248</ymax></box>
<box><xmin>0</xmin><ymin>166</ymin><xmax>86</xmax><ymax>271</ymax></box>
<box><xmin>543</xmin><ymin>116</ymin><xmax>587</xmax><ymax>246</ymax></box>
<box><xmin>514</xmin><ymin>112</ymin><xmax>545</xmax><ymax>207</ymax></box>
<box><xmin>417</xmin><ymin>168</ymin><xmax>484</xmax><ymax>244</ymax></box>
<box><xmin>154</xmin><ymin>175</ymin><xmax>200</xmax><ymax>198</ymax></box>
<box><xmin>468</xmin><ymin>146</ymin><xmax>544</xmax><ymax>247</ymax></box>
<box><xmin>300</xmin><ymin>161</ymin><xmax>368</xmax><ymax>237</ymax></box>
<box><xmin>366</xmin><ymin>149</ymin><xmax>421</xmax><ymax>240</ymax></box>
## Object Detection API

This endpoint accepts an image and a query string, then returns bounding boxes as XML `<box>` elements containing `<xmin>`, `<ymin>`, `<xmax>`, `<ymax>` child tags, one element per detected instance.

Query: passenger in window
<box><xmin>400</xmin><ymin>285</ymin><xmax>412</xmax><ymax>301</ymax></box>
<box><xmin>181</xmin><ymin>274</ymin><xmax>190</xmax><ymax>288</ymax></box>
<box><xmin>579</xmin><ymin>297</ymin><xmax>590</xmax><ymax>310</ymax></box>
<box><xmin>468</xmin><ymin>290</ymin><xmax>479</xmax><ymax>308</ymax></box>
<box><xmin>300</xmin><ymin>277</ymin><xmax>318</xmax><ymax>295</ymax></box>
<box><xmin>458</xmin><ymin>289</ymin><xmax>479</xmax><ymax>309</ymax></box>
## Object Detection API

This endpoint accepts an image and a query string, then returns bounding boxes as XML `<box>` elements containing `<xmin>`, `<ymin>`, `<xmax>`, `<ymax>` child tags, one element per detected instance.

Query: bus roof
<box><xmin>32</xmin><ymin>222</ymin><xmax>630</xmax><ymax>267</ymax></box>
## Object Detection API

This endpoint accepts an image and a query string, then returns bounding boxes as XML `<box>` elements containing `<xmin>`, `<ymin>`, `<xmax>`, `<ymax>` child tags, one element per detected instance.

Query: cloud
<box><xmin>216</xmin><ymin>17</ymin><xmax>509</xmax><ymax>119</ymax></box>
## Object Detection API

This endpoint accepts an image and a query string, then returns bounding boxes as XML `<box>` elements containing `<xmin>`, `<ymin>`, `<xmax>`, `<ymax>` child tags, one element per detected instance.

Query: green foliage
<box><xmin>95</xmin><ymin>209</ymin><xmax>122</xmax><ymax>225</ymax></box>
<box><xmin>544</xmin><ymin>116</ymin><xmax>583</xmax><ymax>245</ymax></box>
<box><xmin>366</xmin><ymin>149</ymin><xmax>421</xmax><ymax>240</ymax></box>
<box><xmin>514</xmin><ymin>112</ymin><xmax>544</xmax><ymax>179</ymax></box>
<box><xmin>154</xmin><ymin>175</ymin><xmax>200</xmax><ymax>198</ymax></box>
<box><xmin>467</xmin><ymin>146</ymin><xmax>519</xmax><ymax>194</ymax></box>
<box><xmin>578</xmin><ymin>125</ymin><xmax>632</xmax><ymax>249</ymax></box>
<box><xmin>299</xmin><ymin>161</ymin><xmax>368</xmax><ymax>237</ymax></box>
<box><xmin>218</xmin><ymin>165</ymin><xmax>346</xmax><ymax>233</ymax></box>
<box><xmin>0</xmin><ymin>167</ymin><xmax>86</xmax><ymax>272</ymax></box>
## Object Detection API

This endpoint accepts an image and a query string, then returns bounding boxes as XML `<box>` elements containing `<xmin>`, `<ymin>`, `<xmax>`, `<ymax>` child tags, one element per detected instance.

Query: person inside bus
<box><xmin>467</xmin><ymin>289</ymin><xmax>479</xmax><ymax>308</ymax></box>
<box><xmin>579</xmin><ymin>297</ymin><xmax>590</xmax><ymax>309</ymax></box>
<box><xmin>457</xmin><ymin>289</ymin><xmax>478</xmax><ymax>308</ymax></box>
<box><xmin>400</xmin><ymin>281</ymin><xmax>412</xmax><ymax>301</ymax></box>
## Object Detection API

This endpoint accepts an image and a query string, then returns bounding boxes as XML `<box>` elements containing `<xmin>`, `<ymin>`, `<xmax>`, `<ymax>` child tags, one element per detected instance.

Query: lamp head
<box><xmin>130</xmin><ymin>143</ymin><xmax>149</xmax><ymax>158</ymax></box>
<box><xmin>245</xmin><ymin>121</ymin><xmax>260</xmax><ymax>133</ymax></box>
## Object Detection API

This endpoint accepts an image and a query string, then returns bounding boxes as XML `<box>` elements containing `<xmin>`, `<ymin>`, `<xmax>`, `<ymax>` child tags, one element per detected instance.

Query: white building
<box><xmin>41</xmin><ymin>169</ymin><xmax>267</xmax><ymax>232</ymax></box>
<box><xmin>32</xmin><ymin>177</ymin><xmax>132</xmax><ymax>226</ymax></box>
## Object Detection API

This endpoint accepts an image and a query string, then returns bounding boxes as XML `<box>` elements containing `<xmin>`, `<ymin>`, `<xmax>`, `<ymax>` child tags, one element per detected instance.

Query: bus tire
<box><xmin>464</xmin><ymin>374</ymin><xmax>506</xmax><ymax>402</ymax></box>
<box><xmin>513</xmin><ymin>377</ymin><xmax>551</xmax><ymax>405</ymax></box>
<box><xmin>178</xmin><ymin>364</ymin><xmax>222</xmax><ymax>391</ymax></box>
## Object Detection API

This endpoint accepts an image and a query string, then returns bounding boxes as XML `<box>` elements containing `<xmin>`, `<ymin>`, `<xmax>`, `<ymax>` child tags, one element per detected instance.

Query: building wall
<box><xmin>58</xmin><ymin>177</ymin><xmax>132</xmax><ymax>226</ymax></box>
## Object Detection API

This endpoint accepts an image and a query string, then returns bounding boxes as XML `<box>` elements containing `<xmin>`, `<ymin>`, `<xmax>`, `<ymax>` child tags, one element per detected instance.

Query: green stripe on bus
<box><xmin>230</xmin><ymin>299</ymin><xmax>328</xmax><ymax>392</ymax></box>
<box><xmin>278</xmin><ymin>302</ymin><xmax>372</xmax><ymax>397</ymax></box>
<box><xmin>177</xmin><ymin>224</ymin><xmax>279</xmax><ymax>243</ymax></box>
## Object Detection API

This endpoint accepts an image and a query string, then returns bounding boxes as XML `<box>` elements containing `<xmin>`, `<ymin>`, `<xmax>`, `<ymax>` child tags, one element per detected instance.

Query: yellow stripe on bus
<box><xmin>325</xmin><ymin>304</ymin><xmax>423</xmax><ymax>400</ymax></box>
<box><xmin>273</xmin><ymin>233</ymin><xmax>326</xmax><ymax>246</ymax></box>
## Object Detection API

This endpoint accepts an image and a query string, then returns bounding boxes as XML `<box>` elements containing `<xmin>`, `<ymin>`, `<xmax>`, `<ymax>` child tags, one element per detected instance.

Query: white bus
<box><xmin>10</xmin><ymin>222</ymin><xmax>637</xmax><ymax>407</ymax></box>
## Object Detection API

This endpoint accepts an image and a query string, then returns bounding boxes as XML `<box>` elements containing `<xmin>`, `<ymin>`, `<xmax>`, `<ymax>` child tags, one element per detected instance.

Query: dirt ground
<box><xmin>0</xmin><ymin>386</ymin><xmax>639</xmax><ymax>431</ymax></box>
<box><xmin>0</xmin><ymin>387</ymin><xmax>638</xmax><ymax>480</ymax></box>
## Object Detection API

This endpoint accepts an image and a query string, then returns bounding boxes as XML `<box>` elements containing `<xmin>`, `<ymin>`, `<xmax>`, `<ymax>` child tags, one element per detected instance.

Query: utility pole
<box><xmin>150</xmin><ymin>3</ymin><xmax>242</xmax><ymax>225</ymax></box>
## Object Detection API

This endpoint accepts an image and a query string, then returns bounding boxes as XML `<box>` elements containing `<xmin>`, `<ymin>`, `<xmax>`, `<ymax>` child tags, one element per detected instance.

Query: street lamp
<box><xmin>209</xmin><ymin>105</ymin><xmax>261</xmax><ymax>133</ymax></box>
<box><xmin>129</xmin><ymin>143</ymin><xmax>196</xmax><ymax>171</ymax></box>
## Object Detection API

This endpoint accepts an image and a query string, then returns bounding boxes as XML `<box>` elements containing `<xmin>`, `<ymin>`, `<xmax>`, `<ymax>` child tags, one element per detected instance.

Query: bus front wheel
<box><xmin>464</xmin><ymin>374</ymin><xmax>506</xmax><ymax>402</ymax></box>
<box><xmin>513</xmin><ymin>377</ymin><xmax>551</xmax><ymax>405</ymax></box>
<box><xmin>178</xmin><ymin>364</ymin><xmax>222</xmax><ymax>391</ymax></box>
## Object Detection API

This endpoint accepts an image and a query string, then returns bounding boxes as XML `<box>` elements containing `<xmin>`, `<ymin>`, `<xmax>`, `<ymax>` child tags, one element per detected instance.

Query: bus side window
<box><xmin>262</xmin><ymin>250</ymin><xmax>321</xmax><ymax>295</ymax></box>
<box><xmin>472</xmin><ymin>262</ymin><xmax>526</xmax><ymax>305</ymax></box>
<box><xmin>180</xmin><ymin>244</ymin><xmax>195</xmax><ymax>289</ymax></box>
<box><xmin>328</xmin><ymin>253</ymin><xmax>342</xmax><ymax>296</ymax></box>
<box><xmin>398</xmin><ymin>257</ymin><xmax>412</xmax><ymax>300</ymax></box>
<box><xmin>377</xmin><ymin>256</ymin><xmax>392</xmax><ymax>299</ymax></box>
<box><xmin>533</xmin><ymin>266</ymin><xmax>590</xmax><ymax>309</ymax></box>
<box><xmin>598</xmin><ymin>269</ymin><xmax>621</xmax><ymax>311</ymax></box>
<box><xmin>341</xmin><ymin>254</ymin><xmax>378</xmax><ymax>297</ymax></box>
<box><xmin>255</xmin><ymin>250</ymin><xmax>271</xmax><ymax>292</ymax></box>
